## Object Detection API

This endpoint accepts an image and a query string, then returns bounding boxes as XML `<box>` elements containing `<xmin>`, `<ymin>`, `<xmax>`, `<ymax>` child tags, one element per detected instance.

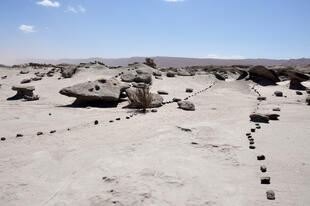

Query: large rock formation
<box><xmin>59</xmin><ymin>78</ymin><xmax>130</xmax><ymax>103</ymax></box>
<box><xmin>10</xmin><ymin>85</ymin><xmax>39</xmax><ymax>101</ymax></box>
<box><xmin>60</xmin><ymin>65</ymin><xmax>78</xmax><ymax>78</ymax></box>
<box><xmin>249</xmin><ymin>66</ymin><xmax>280</xmax><ymax>85</ymax></box>
<box><xmin>287</xmin><ymin>71</ymin><xmax>309</xmax><ymax>90</ymax></box>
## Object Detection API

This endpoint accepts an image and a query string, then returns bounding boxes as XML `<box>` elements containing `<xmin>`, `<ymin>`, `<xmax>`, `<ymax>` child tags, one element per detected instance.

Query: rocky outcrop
<box><xmin>287</xmin><ymin>71</ymin><xmax>309</xmax><ymax>90</ymax></box>
<box><xmin>10</xmin><ymin>85</ymin><xmax>39</xmax><ymax>101</ymax></box>
<box><xmin>59</xmin><ymin>78</ymin><xmax>130</xmax><ymax>103</ymax></box>
<box><xmin>249</xmin><ymin>66</ymin><xmax>280</xmax><ymax>85</ymax></box>
<box><xmin>177</xmin><ymin>101</ymin><xmax>195</xmax><ymax>111</ymax></box>
<box><xmin>121</xmin><ymin>72</ymin><xmax>152</xmax><ymax>84</ymax></box>
<box><xmin>60</xmin><ymin>65</ymin><xmax>78</xmax><ymax>78</ymax></box>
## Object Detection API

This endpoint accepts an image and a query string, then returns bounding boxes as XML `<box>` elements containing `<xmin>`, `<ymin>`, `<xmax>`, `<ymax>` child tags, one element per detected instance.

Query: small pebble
<box><xmin>266</xmin><ymin>190</ymin><xmax>275</xmax><ymax>200</ymax></box>
<box><xmin>116</xmin><ymin>118</ymin><xmax>121</xmax><ymax>121</ymax></box>
<box><xmin>249</xmin><ymin>145</ymin><xmax>255</xmax><ymax>149</ymax></box>
<box><xmin>50</xmin><ymin>130</ymin><xmax>56</xmax><ymax>134</ymax></box>
<box><xmin>261</xmin><ymin>176</ymin><xmax>271</xmax><ymax>184</ymax></box>
<box><xmin>251</xmin><ymin>128</ymin><xmax>256</xmax><ymax>132</ymax></box>
<box><xmin>67</xmin><ymin>128</ymin><xmax>70</xmax><ymax>131</ymax></box>
<box><xmin>191</xmin><ymin>142</ymin><xmax>198</xmax><ymax>145</ymax></box>
<box><xmin>151</xmin><ymin>109</ymin><xmax>158</xmax><ymax>113</ymax></box>
<box><xmin>16</xmin><ymin>134</ymin><xmax>23</xmax><ymax>138</ymax></box>
<box><xmin>1</xmin><ymin>137</ymin><xmax>6</xmax><ymax>141</ymax></box>
<box><xmin>37</xmin><ymin>132</ymin><xmax>43</xmax><ymax>136</ymax></box>
<box><xmin>260</xmin><ymin>165</ymin><xmax>267</xmax><ymax>173</ymax></box>
<box><xmin>126</xmin><ymin>116</ymin><xmax>130</xmax><ymax>119</ymax></box>
<box><xmin>256</xmin><ymin>126</ymin><xmax>261</xmax><ymax>129</ymax></box>
<box><xmin>257</xmin><ymin>155</ymin><xmax>265</xmax><ymax>160</ymax></box>
<box><xmin>109</xmin><ymin>120</ymin><xmax>114</xmax><ymax>123</ymax></box>
<box><xmin>249</xmin><ymin>140</ymin><xmax>255</xmax><ymax>145</ymax></box>
<box><xmin>94</xmin><ymin>120</ymin><xmax>99</xmax><ymax>125</ymax></box>
<box><xmin>246</xmin><ymin>133</ymin><xmax>251</xmax><ymax>136</ymax></box>
<box><xmin>49</xmin><ymin>113</ymin><xmax>52</xmax><ymax>116</ymax></box>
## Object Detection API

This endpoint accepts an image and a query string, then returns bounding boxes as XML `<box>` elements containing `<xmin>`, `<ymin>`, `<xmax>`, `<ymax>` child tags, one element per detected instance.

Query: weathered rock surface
<box><xmin>249</xmin><ymin>65</ymin><xmax>280</xmax><ymax>85</ymax></box>
<box><xmin>167</xmin><ymin>71</ymin><xmax>176</xmax><ymax>77</ymax></box>
<box><xmin>157</xmin><ymin>90</ymin><xmax>168</xmax><ymax>95</ymax></box>
<box><xmin>59</xmin><ymin>78</ymin><xmax>130</xmax><ymax>102</ymax></box>
<box><xmin>60</xmin><ymin>65</ymin><xmax>78</xmax><ymax>78</ymax></box>
<box><xmin>177</xmin><ymin>101</ymin><xmax>195</xmax><ymax>111</ymax></box>
<box><xmin>10</xmin><ymin>85</ymin><xmax>39</xmax><ymax>101</ymax></box>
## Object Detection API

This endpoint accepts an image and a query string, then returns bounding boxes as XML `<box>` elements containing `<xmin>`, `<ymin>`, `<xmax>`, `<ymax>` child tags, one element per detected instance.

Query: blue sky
<box><xmin>0</xmin><ymin>0</ymin><xmax>310</xmax><ymax>64</ymax></box>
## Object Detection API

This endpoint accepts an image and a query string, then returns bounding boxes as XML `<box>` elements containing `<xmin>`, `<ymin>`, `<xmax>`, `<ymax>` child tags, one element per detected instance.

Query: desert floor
<box><xmin>0</xmin><ymin>66</ymin><xmax>309</xmax><ymax>206</ymax></box>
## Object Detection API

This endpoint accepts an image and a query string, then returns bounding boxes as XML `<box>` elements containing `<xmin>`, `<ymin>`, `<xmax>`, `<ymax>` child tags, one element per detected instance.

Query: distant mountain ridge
<box><xmin>11</xmin><ymin>57</ymin><xmax>310</xmax><ymax>67</ymax></box>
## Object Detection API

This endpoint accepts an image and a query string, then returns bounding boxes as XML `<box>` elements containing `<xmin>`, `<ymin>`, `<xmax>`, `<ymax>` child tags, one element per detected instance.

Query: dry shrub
<box><xmin>129</xmin><ymin>85</ymin><xmax>152</xmax><ymax>112</ymax></box>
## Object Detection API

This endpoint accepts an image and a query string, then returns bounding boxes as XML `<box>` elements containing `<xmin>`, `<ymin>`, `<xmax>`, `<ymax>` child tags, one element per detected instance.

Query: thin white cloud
<box><xmin>66</xmin><ymin>5</ymin><xmax>86</xmax><ymax>14</ymax></box>
<box><xmin>204</xmin><ymin>54</ymin><xmax>245</xmax><ymax>59</ymax></box>
<box><xmin>36</xmin><ymin>0</ymin><xmax>60</xmax><ymax>7</ymax></box>
<box><xmin>165</xmin><ymin>0</ymin><xmax>184</xmax><ymax>2</ymax></box>
<box><xmin>78</xmin><ymin>5</ymin><xmax>86</xmax><ymax>13</ymax></box>
<box><xmin>66</xmin><ymin>6</ymin><xmax>78</xmax><ymax>13</ymax></box>
<box><xmin>19</xmin><ymin>25</ymin><xmax>36</xmax><ymax>33</ymax></box>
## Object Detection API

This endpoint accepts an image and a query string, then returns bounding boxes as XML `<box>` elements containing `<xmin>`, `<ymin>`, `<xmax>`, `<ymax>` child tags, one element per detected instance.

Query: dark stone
<box><xmin>166</xmin><ymin>71</ymin><xmax>176</xmax><ymax>77</ymax></box>
<box><xmin>266</xmin><ymin>190</ymin><xmax>275</xmax><ymax>200</ymax></box>
<box><xmin>257</xmin><ymin>155</ymin><xmax>265</xmax><ymax>160</ymax></box>
<box><xmin>151</xmin><ymin>109</ymin><xmax>158</xmax><ymax>113</ymax></box>
<box><xmin>272</xmin><ymin>108</ymin><xmax>281</xmax><ymax>111</ymax></box>
<box><xmin>173</xmin><ymin>98</ymin><xmax>182</xmax><ymax>102</ymax></box>
<box><xmin>266</xmin><ymin>114</ymin><xmax>280</xmax><ymax>120</ymax></box>
<box><xmin>191</xmin><ymin>142</ymin><xmax>198</xmax><ymax>145</ymax></box>
<box><xmin>116</xmin><ymin>118</ymin><xmax>121</xmax><ymax>121</ymax></box>
<box><xmin>261</xmin><ymin>177</ymin><xmax>270</xmax><ymax>184</ymax></box>
<box><xmin>249</xmin><ymin>145</ymin><xmax>256</xmax><ymax>149</ymax></box>
<box><xmin>126</xmin><ymin>116</ymin><xmax>130</xmax><ymax>119</ymax></box>
<box><xmin>296</xmin><ymin>91</ymin><xmax>303</xmax><ymax>95</ymax></box>
<box><xmin>94</xmin><ymin>120</ymin><xmax>99</xmax><ymax>125</ymax></box>
<box><xmin>250</xmin><ymin>114</ymin><xmax>269</xmax><ymax>123</ymax></box>
<box><xmin>1</xmin><ymin>137</ymin><xmax>6</xmax><ymax>141</ymax></box>
<box><xmin>257</xmin><ymin>96</ymin><xmax>267</xmax><ymax>101</ymax></box>
<box><xmin>274</xmin><ymin>91</ymin><xmax>283</xmax><ymax>97</ymax></box>
<box><xmin>109</xmin><ymin>120</ymin><xmax>114</xmax><ymax>123</ymax></box>
<box><xmin>21</xmin><ymin>78</ymin><xmax>32</xmax><ymax>84</ymax></box>
<box><xmin>251</xmin><ymin>128</ymin><xmax>256</xmax><ymax>132</ymax></box>
<box><xmin>260</xmin><ymin>165</ymin><xmax>267</xmax><ymax>173</ymax></box>
<box><xmin>177</xmin><ymin>101</ymin><xmax>195</xmax><ymax>111</ymax></box>
<box><xmin>186</xmin><ymin>88</ymin><xmax>193</xmax><ymax>93</ymax></box>
<box><xmin>37</xmin><ymin>132</ymin><xmax>43</xmax><ymax>136</ymax></box>
<box><xmin>50</xmin><ymin>130</ymin><xmax>56</xmax><ymax>134</ymax></box>
<box><xmin>16</xmin><ymin>134</ymin><xmax>23</xmax><ymax>138</ymax></box>
<box><xmin>246</xmin><ymin>133</ymin><xmax>251</xmax><ymax>136</ymax></box>
<box><xmin>157</xmin><ymin>90</ymin><xmax>169</xmax><ymax>95</ymax></box>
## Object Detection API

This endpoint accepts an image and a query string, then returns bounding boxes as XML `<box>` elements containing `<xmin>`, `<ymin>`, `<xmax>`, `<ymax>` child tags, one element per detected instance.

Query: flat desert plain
<box><xmin>0</xmin><ymin>63</ymin><xmax>309</xmax><ymax>206</ymax></box>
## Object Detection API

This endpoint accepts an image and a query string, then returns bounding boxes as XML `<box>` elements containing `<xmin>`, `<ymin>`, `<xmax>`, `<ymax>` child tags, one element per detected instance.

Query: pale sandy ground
<box><xmin>0</xmin><ymin>66</ymin><xmax>309</xmax><ymax>206</ymax></box>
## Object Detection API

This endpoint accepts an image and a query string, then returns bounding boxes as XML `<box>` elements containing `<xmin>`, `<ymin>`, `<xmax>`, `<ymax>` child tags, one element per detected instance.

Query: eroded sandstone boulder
<box><xmin>10</xmin><ymin>85</ymin><xmax>39</xmax><ymax>101</ymax></box>
<box><xmin>59</xmin><ymin>78</ymin><xmax>130</xmax><ymax>103</ymax></box>
<box><xmin>177</xmin><ymin>101</ymin><xmax>195</xmax><ymax>111</ymax></box>
<box><xmin>249</xmin><ymin>66</ymin><xmax>280</xmax><ymax>85</ymax></box>
<box><xmin>250</xmin><ymin>114</ymin><xmax>269</xmax><ymax>123</ymax></box>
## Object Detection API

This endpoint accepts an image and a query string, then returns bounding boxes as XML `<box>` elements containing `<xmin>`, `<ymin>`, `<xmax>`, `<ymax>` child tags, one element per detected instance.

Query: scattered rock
<box><xmin>1</xmin><ymin>75</ymin><xmax>7</xmax><ymax>79</ymax></box>
<box><xmin>109</xmin><ymin>120</ymin><xmax>114</xmax><ymax>123</ymax></box>
<box><xmin>50</xmin><ymin>130</ymin><xmax>56</xmax><ymax>134</ymax></box>
<box><xmin>153</xmin><ymin>70</ymin><xmax>162</xmax><ymax>77</ymax></box>
<box><xmin>20</xmin><ymin>70</ymin><xmax>29</xmax><ymax>74</ymax></box>
<box><xmin>266</xmin><ymin>114</ymin><xmax>280</xmax><ymax>120</ymax></box>
<box><xmin>296</xmin><ymin>91</ymin><xmax>303</xmax><ymax>95</ymax></box>
<box><xmin>177</xmin><ymin>126</ymin><xmax>192</xmax><ymax>132</ymax></box>
<box><xmin>257</xmin><ymin>155</ymin><xmax>265</xmax><ymax>160</ymax></box>
<box><xmin>249</xmin><ymin>145</ymin><xmax>256</xmax><ymax>149</ymax></box>
<box><xmin>31</xmin><ymin>77</ymin><xmax>42</xmax><ymax>81</ymax></box>
<box><xmin>272</xmin><ymin>107</ymin><xmax>281</xmax><ymax>111</ymax></box>
<box><xmin>260</xmin><ymin>165</ymin><xmax>267</xmax><ymax>173</ymax></box>
<box><xmin>37</xmin><ymin>132</ymin><xmax>43</xmax><ymax>136</ymax></box>
<box><xmin>177</xmin><ymin>101</ymin><xmax>195</xmax><ymax>111</ymax></box>
<box><xmin>21</xmin><ymin>78</ymin><xmax>31</xmax><ymax>84</ymax></box>
<box><xmin>186</xmin><ymin>88</ymin><xmax>193</xmax><ymax>93</ymax></box>
<box><xmin>157</xmin><ymin>90</ymin><xmax>169</xmax><ymax>95</ymax></box>
<box><xmin>155</xmin><ymin>76</ymin><xmax>163</xmax><ymax>80</ymax></box>
<box><xmin>250</xmin><ymin>113</ymin><xmax>269</xmax><ymax>123</ymax></box>
<box><xmin>126</xmin><ymin>116</ymin><xmax>130</xmax><ymax>119</ymax></box>
<box><xmin>173</xmin><ymin>98</ymin><xmax>182</xmax><ymax>102</ymax></box>
<box><xmin>94</xmin><ymin>120</ymin><xmax>99</xmax><ymax>125</ymax></box>
<box><xmin>151</xmin><ymin>109</ymin><xmax>158</xmax><ymax>113</ymax></box>
<box><xmin>251</xmin><ymin>128</ymin><xmax>256</xmax><ymax>132</ymax></box>
<box><xmin>1</xmin><ymin>137</ymin><xmax>6</xmax><ymax>141</ymax></box>
<box><xmin>214</xmin><ymin>73</ymin><xmax>226</xmax><ymax>80</ymax></box>
<box><xmin>274</xmin><ymin>91</ymin><xmax>283</xmax><ymax>97</ymax></box>
<box><xmin>166</xmin><ymin>71</ymin><xmax>176</xmax><ymax>77</ymax></box>
<box><xmin>246</xmin><ymin>133</ymin><xmax>251</xmax><ymax>136</ymax></box>
<box><xmin>260</xmin><ymin>176</ymin><xmax>271</xmax><ymax>184</ymax></box>
<box><xmin>116</xmin><ymin>118</ymin><xmax>121</xmax><ymax>121</ymax></box>
<box><xmin>16</xmin><ymin>134</ymin><xmax>23</xmax><ymax>138</ymax></box>
<box><xmin>266</xmin><ymin>190</ymin><xmax>275</xmax><ymax>200</ymax></box>
<box><xmin>191</xmin><ymin>142</ymin><xmax>198</xmax><ymax>145</ymax></box>
<box><xmin>257</xmin><ymin>96</ymin><xmax>266</xmax><ymax>101</ymax></box>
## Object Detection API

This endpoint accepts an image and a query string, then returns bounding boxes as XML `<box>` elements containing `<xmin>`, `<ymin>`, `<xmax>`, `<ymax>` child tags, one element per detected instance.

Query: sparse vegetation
<box><xmin>129</xmin><ymin>85</ymin><xmax>153</xmax><ymax>113</ymax></box>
